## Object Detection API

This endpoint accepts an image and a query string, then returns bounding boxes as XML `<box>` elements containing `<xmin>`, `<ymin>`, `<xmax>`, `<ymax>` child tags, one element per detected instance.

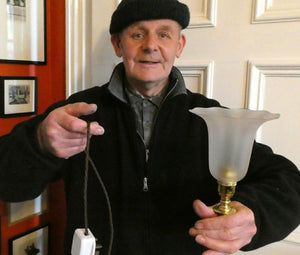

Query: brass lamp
<box><xmin>190</xmin><ymin>107</ymin><xmax>279</xmax><ymax>215</ymax></box>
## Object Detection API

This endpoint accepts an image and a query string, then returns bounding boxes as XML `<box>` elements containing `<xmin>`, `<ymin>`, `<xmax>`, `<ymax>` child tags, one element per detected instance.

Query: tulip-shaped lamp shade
<box><xmin>190</xmin><ymin>107</ymin><xmax>280</xmax><ymax>215</ymax></box>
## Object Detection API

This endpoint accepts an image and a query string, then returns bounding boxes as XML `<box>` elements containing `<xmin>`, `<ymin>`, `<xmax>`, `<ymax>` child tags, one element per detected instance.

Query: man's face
<box><xmin>111</xmin><ymin>19</ymin><xmax>186</xmax><ymax>95</ymax></box>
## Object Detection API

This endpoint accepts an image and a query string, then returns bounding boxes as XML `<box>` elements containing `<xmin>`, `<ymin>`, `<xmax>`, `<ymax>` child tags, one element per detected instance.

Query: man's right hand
<box><xmin>37</xmin><ymin>102</ymin><xmax>105</xmax><ymax>159</ymax></box>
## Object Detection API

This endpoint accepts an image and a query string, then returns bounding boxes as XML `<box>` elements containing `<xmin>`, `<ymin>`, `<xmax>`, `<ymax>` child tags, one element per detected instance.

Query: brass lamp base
<box><xmin>213</xmin><ymin>181</ymin><xmax>237</xmax><ymax>215</ymax></box>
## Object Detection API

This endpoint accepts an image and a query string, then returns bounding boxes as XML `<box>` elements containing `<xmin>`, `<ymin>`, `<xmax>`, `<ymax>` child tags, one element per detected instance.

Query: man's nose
<box><xmin>142</xmin><ymin>35</ymin><xmax>158</xmax><ymax>52</ymax></box>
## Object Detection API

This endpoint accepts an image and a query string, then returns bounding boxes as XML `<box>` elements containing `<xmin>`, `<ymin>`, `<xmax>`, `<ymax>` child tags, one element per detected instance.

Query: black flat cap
<box><xmin>109</xmin><ymin>0</ymin><xmax>190</xmax><ymax>34</ymax></box>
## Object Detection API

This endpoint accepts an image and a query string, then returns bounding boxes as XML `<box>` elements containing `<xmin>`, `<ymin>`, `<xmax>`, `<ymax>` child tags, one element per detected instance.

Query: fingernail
<box><xmin>89</xmin><ymin>104</ymin><xmax>98</xmax><ymax>113</ymax></box>
<box><xmin>196</xmin><ymin>235</ymin><xmax>205</xmax><ymax>243</ymax></box>
<box><xmin>95</xmin><ymin>126</ymin><xmax>105</xmax><ymax>135</ymax></box>
<box><xmin>195</xmin><ymin>223</ymin><xmax>203</xmax><ymax>230</ymax></box>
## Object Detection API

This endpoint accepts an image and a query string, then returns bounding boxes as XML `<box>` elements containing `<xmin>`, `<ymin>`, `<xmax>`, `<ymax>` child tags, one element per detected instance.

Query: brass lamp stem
<box><xmin>213</xmin><ymin>181</ymin><xmax>237</xmax><ymax>215</ymax></box>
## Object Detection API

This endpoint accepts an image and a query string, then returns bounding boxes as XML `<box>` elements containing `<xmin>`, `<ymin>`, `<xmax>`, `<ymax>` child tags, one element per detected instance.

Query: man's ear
<box><xmin>176</xmin><ymin>33</ymin><xmax>186</xmax><ymax>58</ymax></box>
<box><xmin>111</xmin><ymin>34</ymin><xmax>123</xmax><ymax>58</ymax></box>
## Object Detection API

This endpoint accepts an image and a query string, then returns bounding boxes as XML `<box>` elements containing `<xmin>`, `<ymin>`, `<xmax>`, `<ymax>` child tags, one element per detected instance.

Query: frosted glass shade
<box><xmin>190</xmin><ymin>108</ymin><xmax>280</xmax><ymax>184</ymax></box>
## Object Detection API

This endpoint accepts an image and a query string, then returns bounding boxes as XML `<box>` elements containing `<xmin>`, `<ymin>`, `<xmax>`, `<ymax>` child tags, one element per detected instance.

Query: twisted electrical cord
<box><xmin>84</xmin><ymin>122</ymin><xmax>91</xmax><ymax>236</ymax></box>
<box><xmin>84</xmin><ymin>122</ymin><xmax>114</xmax><ymax>255</ymax></box>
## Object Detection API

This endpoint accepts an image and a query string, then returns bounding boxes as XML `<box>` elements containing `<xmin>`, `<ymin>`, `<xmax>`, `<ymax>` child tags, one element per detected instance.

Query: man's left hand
<box><xmin>189</xmin><ymin>200</ymin><xmax>257</xmax><ymax>255</ymax></box>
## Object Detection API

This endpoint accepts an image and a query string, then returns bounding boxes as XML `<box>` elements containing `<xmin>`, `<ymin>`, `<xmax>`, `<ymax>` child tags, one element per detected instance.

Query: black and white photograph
<box><xmin>9</xmin><ymin>85</ymin><xmax>30</xmax><ymax>105</ymax></box>
<box><xmin>9</xmin><ymin>225</ymin><xmax>49</xmax><ymax>255</ymax></box>
<box><xmin>7</xmin><ymin>0</ymin><xmax>26</xmax><ymax>7</ymax></box>
<box><xmin>0</xmin><ymin>0</ymin><xmax>46</xmax><ymax>64</ymax></box>
<box><xmin>0</xmin><ymin>76</ymin><xmax>37</xmax><ymax>118</ymax></box>
<box><xmin>6</xmin><ymin>0</ymin><xmax>26</xmax><ymax>17</ymax></box>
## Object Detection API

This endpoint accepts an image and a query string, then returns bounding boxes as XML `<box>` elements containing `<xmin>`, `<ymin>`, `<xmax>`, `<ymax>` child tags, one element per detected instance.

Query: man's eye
<box><xmin>133</xmin><ymin>33</ymin><xmax>143</xmax><ymax>39</ymax></box>
<box><xmin>160</xmin><ymin>33</ymin><xmax>169</xmax><ymax>38</ymax></box>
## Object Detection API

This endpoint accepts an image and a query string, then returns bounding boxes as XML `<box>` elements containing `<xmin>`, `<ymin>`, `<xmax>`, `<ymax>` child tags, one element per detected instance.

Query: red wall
<box><xmin>0</xmin><ymin>0</ymin><xmax>66</xmax><ymax>254</ymax></box>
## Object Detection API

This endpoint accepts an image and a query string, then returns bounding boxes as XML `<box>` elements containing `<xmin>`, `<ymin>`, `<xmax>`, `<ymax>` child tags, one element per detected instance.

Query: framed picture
<box><xmin>9</xmin><ymin>224</ymin><xmax>49</xmax><ymax>255</ymax></box>
<box><xmin>7</xmin><ymin>190</ymin><xmax>48</xmax><ymax>226</ymax></box>
<box><xmin>0</xmin><ymin>76</ymin><xmax>38</xmax><ymax>118</ymax></box>
<box><xmin>0</xmin><ymin>0</ymin><xmax>46</xmax><ymax>64</ymax></box>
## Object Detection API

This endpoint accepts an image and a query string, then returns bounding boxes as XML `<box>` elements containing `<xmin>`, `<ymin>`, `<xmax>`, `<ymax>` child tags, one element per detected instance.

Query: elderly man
<box><xmin>1</xmin><ymin>0</ymin><xmax>300</xmax><ymax>254</ymax></box>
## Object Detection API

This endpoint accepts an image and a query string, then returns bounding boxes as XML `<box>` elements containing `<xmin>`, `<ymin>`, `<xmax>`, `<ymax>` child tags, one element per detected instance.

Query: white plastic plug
<box><xmin>71</xmin><ymin>228</ymin><xmax>96</xmax><ymax>255</ymax></box>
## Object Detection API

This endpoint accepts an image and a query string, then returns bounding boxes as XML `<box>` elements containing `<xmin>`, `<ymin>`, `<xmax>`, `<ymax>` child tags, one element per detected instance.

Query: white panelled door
<box><xmin>68</xmin><ymin>0</ymin><xmax>300</xmax><ymax>254</ymax></box>
<box><xmin>177</xmin><ymin>0</ymin><xmax>300</xmax><ymax>254</ymax></box>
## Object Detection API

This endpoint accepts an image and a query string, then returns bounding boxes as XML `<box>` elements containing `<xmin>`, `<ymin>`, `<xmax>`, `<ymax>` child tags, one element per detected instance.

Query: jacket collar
<box><xmin>107</xmin><ymin>62</ymin><xmax>187</xmax><ymax>104</ymax></box>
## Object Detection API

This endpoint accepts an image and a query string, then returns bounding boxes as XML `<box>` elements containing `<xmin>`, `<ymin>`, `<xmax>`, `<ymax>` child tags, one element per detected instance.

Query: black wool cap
<box><xmin>109</xmin><ymin>0</ymin><xmax>190</xmax><ymax>34</ymax></box>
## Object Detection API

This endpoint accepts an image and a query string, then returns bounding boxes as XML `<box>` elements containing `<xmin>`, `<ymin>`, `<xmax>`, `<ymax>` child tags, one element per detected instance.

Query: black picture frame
<box><xmin>0</xmin><ymin>0</ymin><xmax>47</xmax><ymax>65</ymax></box>
<box><xmin>9</xmin><ymin>224</ymin><xmax>49</xmax><ymax>255</ymax></box>
<box><xmin>0</xmin><ymin>76</ymin><xmax>38</xmax><ymax>118</ymax></box>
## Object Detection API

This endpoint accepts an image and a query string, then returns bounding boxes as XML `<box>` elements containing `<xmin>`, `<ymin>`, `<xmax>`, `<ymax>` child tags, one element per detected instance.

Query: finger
<box><xmin>89</xmin><ymin>121</ymin><xmax>105</xmax><ymax>136</ymax></box>
<box><xmin>203</xmin><ymin>250</ymin><xmax>229</xmax><ymax>255</ymax></box>
<box><xmin>195</xmin><ymin>234</ymin><xmax>241</xmax><ymax>254</ymax></box>
<box><xmin>43</xmin><ymin>108</ymin><xmax>86</xmax><ymax>136</ymax></box>
<box><xmin>189</xmin><ymin>224</ymin><xmax>242</xmax><ymax>241</ymax></box>
<box><xmin>192</xmin><ymin>225</ymin><xmax>245</xmax><ymax>241</ymax></box>
<box><xmin>51</xmin><ymin>135</ymin><xmax>87</xmax><ymax>148</ymax></box>
<box><xmin>193</xmin><ymin>200</ymin><xmax>217</xmax><ymax>219</ymax></box>
<box><xmin>49</xmin><ymin>136</ymin><xmax>87</xmax><ymax>158</ymax></box>
<box><xmin>54</xmin><ymin>113</ymin><xmax>104</xmax><ymax>137</ymax></box>
<box><xmin>61</xmin><ymin>109</ymin><xmax>104</xmax><ymax>136</ymax></box>
<box><xmin>56</xmin><ymin>113</ymin><xmax>90</xmax><ymax>134</ymax></box>
<box><xmin>57</xmin><ymin>145</ymin><xmax>87</xmax><ymax>159</ymax></box>
<box><xmin>46</xmin><ymin>103</ymin><xmax>102</xmax><ymax>134</ymax></box>
<box><xmin>195</xmin><ymin>210</ymin><xmax>247</xmax><ymax>232</ymax></box>
<box><xmin>48</xmin><ymin>122</ymin><xmax>104</xmax><ymax>142</ymax></box>
<box><xmin>192</xmin><ymin>214</ymin><xmax>230</xmax><ymax>232</ymax></box>
<box><xmin>64</xmin><ymin>103</ymin><xmax>98</xmax><ymax>117</ymax></box>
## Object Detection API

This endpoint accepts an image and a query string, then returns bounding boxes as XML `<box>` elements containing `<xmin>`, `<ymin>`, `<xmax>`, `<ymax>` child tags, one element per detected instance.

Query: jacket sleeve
<box><xmin>233</xmin><ymin>142</ymin><xmax>300</xmax><ymax>250</ymax></box>
<box><xmin>0</xmin><ymin>103</ymin><xmax>67</xmax><ymax>202</ymax></box>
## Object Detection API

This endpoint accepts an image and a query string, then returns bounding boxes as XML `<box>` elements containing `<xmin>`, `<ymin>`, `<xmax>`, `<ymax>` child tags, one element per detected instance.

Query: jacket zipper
<box><xmin>143</xmin><ymin>148</ymin><xmax>150</xmax><ymax>192</ymax></box>
<box><xmin>143</xmin><ymin>147</ymin><xmax>150</xmax><ymax>255</ymax></box>
<box><xmin>143</xmin><ymin>177</ymin><xmax>149</xmax><ymax>192</ymax></box>
<box><xmin>141</xmin><ymin>79</ymin><xmax>179</xmax><ymax>193</ymax></box>
<box><xmin>137</xmin><ymin>130</ymin><xmax>150</xmax><ymax>192</ymax></box>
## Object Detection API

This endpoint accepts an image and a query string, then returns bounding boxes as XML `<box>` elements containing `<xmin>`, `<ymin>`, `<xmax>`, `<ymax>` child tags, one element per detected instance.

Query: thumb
<box><xmin>193</xmin><ymin>200</ymin><xmax>217</xmax><ymax>219</ymax></box>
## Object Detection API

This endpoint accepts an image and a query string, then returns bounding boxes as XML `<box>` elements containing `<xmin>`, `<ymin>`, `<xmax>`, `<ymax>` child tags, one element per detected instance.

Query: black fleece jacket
<box><xmin>0</xmin><ymin>65</ymin><xmax>300</xmax><ymax>255</ymax></box>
